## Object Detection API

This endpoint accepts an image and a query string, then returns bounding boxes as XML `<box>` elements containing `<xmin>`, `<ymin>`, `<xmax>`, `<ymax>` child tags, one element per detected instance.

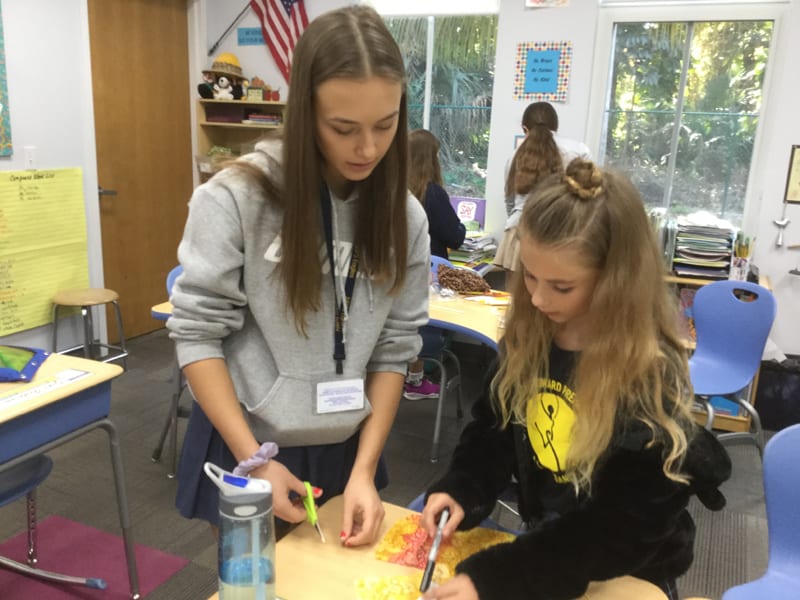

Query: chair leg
<box><xmin>718</xmin><ymin>397</ymin><xmax>765</xmax><ymax>458</ymax></box>
<box><xmin>696</xmin><ymin>395</ymin><xmax>715</xmax><ymax>431</ymax></box>
<box><xmin>0</xmin><ymin>491</ymin><xmax>108</xmax><ymax>589</ymax></box>
<box><xmin>110</xmin><ymin>300</ymin><xmax>128</xmax><ymax>369</ymax></box>
<box><xmin>26</xmin><ymin>490</ymin><xmax>38</xmax><ymax>565</ymax></box>
<box><xmin>152</xmin><ymin>359</ymin><xmax>184</xmax><ymax>478</ymax></box>
<box><xmin>0</xmin><ymin>555</ymin><xmax>108</xmax><ymax>589</ymax></box>
<box><xmin>428</xmin><ymin>358</ymin><xmax>447</xmax><ymax>463</ymax></box>
<box><xmin>441</xmin><ymin>348</ymin><xmax>463</xmax><ymax>419</ymax></box>
<box><xmin>81</xmin><ymin>305</ymin><xmax>94</xmax><ymax>360</ymax></box>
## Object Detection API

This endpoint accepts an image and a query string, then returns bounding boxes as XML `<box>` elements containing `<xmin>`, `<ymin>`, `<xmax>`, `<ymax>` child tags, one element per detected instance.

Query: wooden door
<box><xmin>88</xmin><ymin>0</ymin><xmax>193</xmax><ymax>340</ymax></box>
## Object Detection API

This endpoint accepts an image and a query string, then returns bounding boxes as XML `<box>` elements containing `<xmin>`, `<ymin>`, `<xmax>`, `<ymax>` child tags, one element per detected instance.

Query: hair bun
<box><xmin>564</xmin><ymin>158</ymin><xmax>603</xmax><ymax>201</ymax></box>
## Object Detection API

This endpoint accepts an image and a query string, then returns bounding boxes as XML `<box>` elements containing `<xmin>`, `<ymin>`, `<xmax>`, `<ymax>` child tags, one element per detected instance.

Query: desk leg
<box><xmin>99</xmin><ymin>419</ymin><xmax>141</xmax><ymax>600</ymax></box>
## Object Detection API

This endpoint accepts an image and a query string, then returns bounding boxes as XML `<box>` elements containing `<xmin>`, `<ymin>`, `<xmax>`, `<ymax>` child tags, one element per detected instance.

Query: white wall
<box><xmin>0</xmin><ymin>0</ymin><xmax>102</xmax><ymax>351</ymax></box>
<box><xmin>747</xmin><ymin>2</ymin><xmax>800</xmax><ymax>355</ymax></box>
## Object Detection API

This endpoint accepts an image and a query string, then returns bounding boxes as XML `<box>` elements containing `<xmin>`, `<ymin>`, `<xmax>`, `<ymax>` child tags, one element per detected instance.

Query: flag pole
<box><xmin>208</xmin><ymin>2</ymin><xmax>251</xmax><ymax>57</ymax></box>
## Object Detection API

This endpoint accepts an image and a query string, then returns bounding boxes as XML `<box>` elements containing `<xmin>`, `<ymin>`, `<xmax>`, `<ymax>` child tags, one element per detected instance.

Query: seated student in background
<box><xmin>494</xmin><ymin>124</ymin><xmax>562</xmax><ymax>272</ymax></box>
<box><xmin>168</xmin><ymin>5</ymin><xmax>430</xmax><ymax>546</ymax></box>
<box><xmin>420</xmin><ymin>159</ymin><xmax>732</xmax><ymax>600</ymax></box>
<box><xmin>404</xmin><ymin>128</ymin><xmax>466</xmax><ymax>400</ymax></box>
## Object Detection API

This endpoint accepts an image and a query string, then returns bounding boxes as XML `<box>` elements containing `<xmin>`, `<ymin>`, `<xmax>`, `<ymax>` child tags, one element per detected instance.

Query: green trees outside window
<box><xmin>385</xmin><ymin>15</ymin><xmax>498</xmax><ymax>198</ymax></box>
<box><xmin>603</xmin><ymin>20</ymin><xmax>773</xmax><ymax>227</ymax></box>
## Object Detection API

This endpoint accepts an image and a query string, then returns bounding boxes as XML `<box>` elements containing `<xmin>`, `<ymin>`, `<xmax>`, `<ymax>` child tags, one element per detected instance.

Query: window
<box><xmin>385</xmin><ymin>15</ymin><xmax>498</xmax><ymax>197</ymax></box>
<box><xmin>599</xmin><ymin>18</ymin><xmax>773</xmax><ymax>227</ymax></box>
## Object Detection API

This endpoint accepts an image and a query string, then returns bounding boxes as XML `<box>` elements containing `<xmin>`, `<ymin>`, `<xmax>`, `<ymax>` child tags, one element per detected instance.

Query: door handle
<box><xmin>98</xmin><ymin>185</ymin><xmax>118</xmax><ymax>197</ymax></box>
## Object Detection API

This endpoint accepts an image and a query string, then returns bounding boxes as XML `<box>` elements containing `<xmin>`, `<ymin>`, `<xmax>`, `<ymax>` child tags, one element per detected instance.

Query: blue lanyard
<box><xmin>319</xmin><ymin>185</ymin><xmax>359</xmax><ymax>374</ymax></box>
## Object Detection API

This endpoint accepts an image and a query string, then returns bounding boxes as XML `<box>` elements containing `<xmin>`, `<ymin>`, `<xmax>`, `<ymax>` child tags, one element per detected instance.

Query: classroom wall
<box><xmin>0</xmin><ymin>0</ymin><xmax>102</xmax><ymax>352</ymax></box>
<box><xmin>746</xmin><ymin>2</ymin><xmax>800</xmax><ymax>356</ymax></box>
<box><xmin>3</xmin><ymin>0</ymin><xmax>798</xmax><ymax>356</ymax></box>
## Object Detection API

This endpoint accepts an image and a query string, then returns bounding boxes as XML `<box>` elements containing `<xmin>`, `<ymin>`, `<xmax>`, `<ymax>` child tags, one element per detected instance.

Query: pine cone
<box><xmin>437</xmin><ymin>266</ymin><xmax>490</xmax><ymax>294</ymax></box>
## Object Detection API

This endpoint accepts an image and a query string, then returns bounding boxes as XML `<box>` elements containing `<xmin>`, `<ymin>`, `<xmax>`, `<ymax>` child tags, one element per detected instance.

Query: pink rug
<box><xmin>0</xmin><ymin>515</ymin><xmax>189</xmax><ymax>599</ymax></box>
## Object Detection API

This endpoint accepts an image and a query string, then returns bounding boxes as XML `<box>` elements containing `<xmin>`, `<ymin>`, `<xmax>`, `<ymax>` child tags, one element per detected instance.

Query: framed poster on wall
<box><xmin>0</xmin><ymin>1</ymin><xmax>11</xmax><ymax>157</ymax></box>
<box><xmin>513</xmin><ymin>41</ymin><xmax>573</xmax><ymax>102</ymax></box>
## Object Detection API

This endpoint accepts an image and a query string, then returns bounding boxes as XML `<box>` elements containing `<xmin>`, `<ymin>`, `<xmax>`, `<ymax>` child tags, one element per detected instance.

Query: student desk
<box><xmin>428</xmin><ymin>292</ymin><xmax>506</xmax><ymax>350</ymax></box>
<box><xmin>153</xmin><ymin>295</ymin><xmax>507</xmax><ymax>350</ymax></box>
<box><xmin>151</xmin><ymin>301</ymin><xmax>172</xmax><ymax>321</ymax></box>
<box><xmin>206</xmin><ymin>495</ymin><xmax>667</xmax><ymax>600</ymax></box>
<box><xmin>0</xmin><ymin>353</ymin><xmax>140</xmax><ymax>599</ymax></box>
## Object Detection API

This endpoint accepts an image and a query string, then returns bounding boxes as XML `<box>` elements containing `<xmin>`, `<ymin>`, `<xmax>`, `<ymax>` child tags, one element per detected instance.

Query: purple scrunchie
<box><xmin>232</xmin><ymin>442</ymin><xmax>279</xmax><ymax>476</ymax></box>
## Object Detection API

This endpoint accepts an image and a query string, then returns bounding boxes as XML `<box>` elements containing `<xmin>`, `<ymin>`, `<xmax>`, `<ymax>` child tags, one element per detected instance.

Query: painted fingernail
<box><xmin>340</xmin><ymin>531</ymin><xmax>347</xmax><ymax>540</ymax></box>
<box><xmin>313</xmin><ymin>487</ymin><xmax>323</xmax><ymax>496</ymax></box>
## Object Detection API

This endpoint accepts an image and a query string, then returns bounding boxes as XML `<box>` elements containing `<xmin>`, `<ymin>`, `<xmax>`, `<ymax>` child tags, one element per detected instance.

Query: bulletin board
<box><xmin>513</xmin><ymin>41</ymin><xmax>573</xmax><ymax>102</ymax></box>
<box><xmin>0</xmin><ymin>1</ymin><xmax>12</xmax><ymax>156</ymax></box>
<box><xmin>0</xmin><ymin>169</ymin><xmax>89</xmax><ymax>336</ymax></box>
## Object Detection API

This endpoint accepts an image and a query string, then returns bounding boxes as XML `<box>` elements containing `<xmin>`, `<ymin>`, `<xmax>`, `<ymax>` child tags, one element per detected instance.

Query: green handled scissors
<box><xmin>302</xmin><ymin>481</ymin><xmax>326</xmax><ymax>542</ymax></box>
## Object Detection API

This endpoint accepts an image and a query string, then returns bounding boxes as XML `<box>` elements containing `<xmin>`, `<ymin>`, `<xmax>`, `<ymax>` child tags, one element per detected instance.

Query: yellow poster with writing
<box><xmin>0</xmin><ymin>168</ymin><xmax>89</xmax><ymax>336</ymax></box>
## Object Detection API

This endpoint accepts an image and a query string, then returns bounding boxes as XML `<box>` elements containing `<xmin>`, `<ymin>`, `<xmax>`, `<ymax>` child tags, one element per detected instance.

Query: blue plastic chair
<box><xmin>722</xmin><ymin>423</ymin><xmax>800</xmax><ymax>600</ymax></box>
<box><xmin>421</xmin><ymin>256</ymin><xmax>465</xmax><ymax>462</ymax></box>
<box><xmin>689</xmin><ymin>280</ymin><xmax>776</xmax><ymax>455</ymax></box>
<box><xmin>151</xmin><ymin>265</ymin><xmax>189</xmax><ymax>478</ymax></box>
<box><xmin>0</xmin><ymin>455</ymin><xmax>106</xmax><ymax>589</ymax></box>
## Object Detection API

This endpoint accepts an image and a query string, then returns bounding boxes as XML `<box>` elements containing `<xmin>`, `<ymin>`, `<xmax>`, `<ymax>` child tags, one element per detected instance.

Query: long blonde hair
<box><xmin>495</xmin><ymin>159</ymin><xmax>695</xmax><ymax>491</ymax></box>
<box><xmin>408</xmin><ymin>129</ymin><xmax>443</xmax><ymax>205</ymax></box>
<box><xmin>227</xmin><ymin>6</ymin><xmax>409</xmax><ymax>335</ymax></box>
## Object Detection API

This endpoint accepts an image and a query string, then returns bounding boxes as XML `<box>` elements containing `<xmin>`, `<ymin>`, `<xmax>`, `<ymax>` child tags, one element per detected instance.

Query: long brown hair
<box><xmin>228</xmin><ymin>6</ymin><xmax>409</xmax><ymax>334</ymax></box>
<box><xmin>506</xmin><ymin>101</ymin><xmax>562</xmax><ymax>198</ymax></box>
<box><xmin>408</xmin><ymin>129</ymin><xmax>443</xmax><ymax>205</ymax></box>
<box><xmin>505</xmin><ymin>124</ymin><xmax>563</xmax><ymax>199</ymax></box>
<box><xmin>495</xmin><ymin>159</ymin><xmax>695</xmax><ymax>491</ymax></box>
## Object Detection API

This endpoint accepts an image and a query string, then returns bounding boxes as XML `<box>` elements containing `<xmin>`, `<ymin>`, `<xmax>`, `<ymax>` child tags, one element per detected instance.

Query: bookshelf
<box><xmin>196</xmin><ymin>99</ymin><xmax>285</xmax><ymax>180</ymax></box>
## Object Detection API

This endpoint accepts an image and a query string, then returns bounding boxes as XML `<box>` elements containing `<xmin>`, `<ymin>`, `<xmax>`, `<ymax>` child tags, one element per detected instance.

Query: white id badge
<box><xmin>315</xmin><ymin>378</ymin><xmax>365</xmax><ymax>414</ymax></box>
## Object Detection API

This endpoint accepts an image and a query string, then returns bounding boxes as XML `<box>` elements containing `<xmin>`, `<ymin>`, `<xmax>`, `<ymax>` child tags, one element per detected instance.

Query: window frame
<box><xmin>585</xmin><ymin>2</ymin><xmax>787</xmax><ymax>231</ymax></box>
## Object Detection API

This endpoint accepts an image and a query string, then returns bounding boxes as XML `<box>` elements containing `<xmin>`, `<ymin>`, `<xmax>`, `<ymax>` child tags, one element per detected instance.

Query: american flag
<box><xmin>250</xmin><ymin>0</ymin><xmax>309</xmax><ymax>83</ymax></box>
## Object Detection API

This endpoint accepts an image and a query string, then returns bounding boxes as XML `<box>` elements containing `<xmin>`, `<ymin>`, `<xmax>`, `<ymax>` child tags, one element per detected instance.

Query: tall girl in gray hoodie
<box><xmin>167</xmin><ymin>5</ymin><xmax>430</xmax><ymax>547</ymax></box>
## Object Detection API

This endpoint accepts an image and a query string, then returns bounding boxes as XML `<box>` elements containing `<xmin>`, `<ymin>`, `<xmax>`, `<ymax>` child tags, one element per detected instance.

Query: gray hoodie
<box><xmin>167</xmin><ymin>139</ymin><xmax>430</xmax><ymax>447</ymax></box>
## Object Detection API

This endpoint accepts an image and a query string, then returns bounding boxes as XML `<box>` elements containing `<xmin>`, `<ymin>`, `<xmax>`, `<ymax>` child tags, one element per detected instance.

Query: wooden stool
<box><xmin>51</xmin><ymin>288</ymin><xmax>128</xmax><ymax>368</ymax></box>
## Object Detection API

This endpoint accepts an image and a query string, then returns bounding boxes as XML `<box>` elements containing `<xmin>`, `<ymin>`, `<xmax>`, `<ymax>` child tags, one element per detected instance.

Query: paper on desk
<box><xmin>0</xmin><ymin>369</ymin><xmax>90</xmax><ymax>408</ymax></box>
<box><xmin>461</xmin><ymin>293</ymin><xmax>510</xmax><ymax>306</ymax></box>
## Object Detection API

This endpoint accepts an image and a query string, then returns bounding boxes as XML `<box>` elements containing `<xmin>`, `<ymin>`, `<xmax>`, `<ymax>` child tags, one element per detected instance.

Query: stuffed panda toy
<box><xmin>213</xmin><ymin>75</ymin><xmax>235</xmax><ymax>100</ymax></box>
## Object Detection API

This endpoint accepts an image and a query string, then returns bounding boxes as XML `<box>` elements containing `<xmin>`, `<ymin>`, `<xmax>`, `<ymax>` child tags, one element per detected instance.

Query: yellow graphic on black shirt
<box><xmin>526</xmin><ymin>383</ymin><xmax>576</xmax><ymax>483</ymax></box>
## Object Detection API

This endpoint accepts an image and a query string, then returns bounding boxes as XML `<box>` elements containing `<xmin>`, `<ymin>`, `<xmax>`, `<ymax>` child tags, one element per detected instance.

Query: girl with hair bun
<box><xmin>420</xmin><ymin>159</ymin><xmax>732</xmax><ymax>600</ymax></box>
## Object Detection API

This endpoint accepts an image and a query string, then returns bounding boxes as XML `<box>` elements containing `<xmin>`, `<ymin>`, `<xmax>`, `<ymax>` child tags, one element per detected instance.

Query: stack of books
<box><xmin>449</xmin><ymin>231</ymin><xmax>497</xmax><ymax>276</ymax></box>
<box><xmin>671</xmin><ymin>213</ymin><xmax>735</xmax><ymax>280</ymax></box>
<box><xmin>241</xmin><ymin>113</ymin><xmax>282</xmax><ymax>126</ymax></box>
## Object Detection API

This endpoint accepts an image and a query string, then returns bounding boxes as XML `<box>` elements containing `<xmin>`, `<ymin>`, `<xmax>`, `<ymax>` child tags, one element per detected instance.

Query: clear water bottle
<box><xmin>204</xmin><ymin>462</ymin><xmax>276</xmax><ymax>600</ymax></box>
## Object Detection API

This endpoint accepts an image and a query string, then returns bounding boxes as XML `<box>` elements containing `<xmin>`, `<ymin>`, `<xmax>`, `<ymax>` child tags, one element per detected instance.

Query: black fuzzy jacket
<box><xmin>427</xmin><ymin>359</ymin><xmax>732</xmax><ymax>600</ymax></box>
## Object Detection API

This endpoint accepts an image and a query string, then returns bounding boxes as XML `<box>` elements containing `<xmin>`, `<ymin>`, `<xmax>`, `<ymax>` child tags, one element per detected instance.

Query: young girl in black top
<box><xmin>420</xmin><ymin>159</ymin><xmax>731</xmax><ymax>600</ymax></box>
